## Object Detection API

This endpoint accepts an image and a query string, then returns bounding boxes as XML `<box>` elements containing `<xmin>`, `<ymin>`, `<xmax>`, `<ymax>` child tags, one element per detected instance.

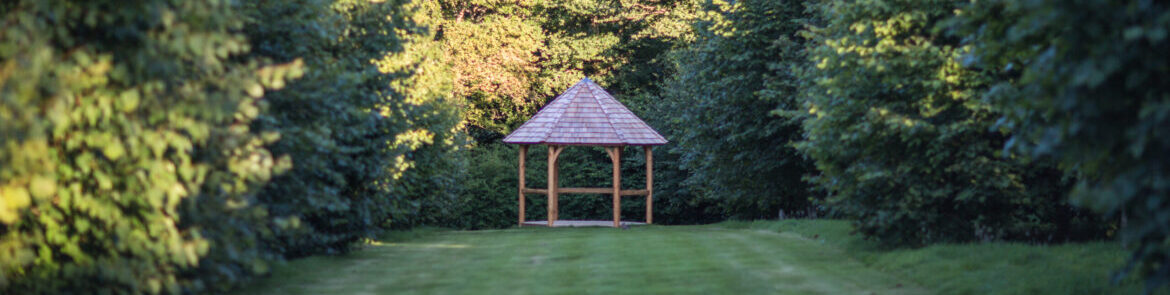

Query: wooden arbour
<box><xmin>503</xmin><ymin>77</ymin><xmax>667</xmax><ymax>228</ymax></box>
<box><xmin>516</xmin><ymin>145</ymin><xmax>654</xmax><ymax>228</ymax></box>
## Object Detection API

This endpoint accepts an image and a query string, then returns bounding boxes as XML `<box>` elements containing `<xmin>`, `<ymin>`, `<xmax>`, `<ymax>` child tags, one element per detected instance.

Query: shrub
<box><xmin>956</xmin><ymin>0</ymin><xmax>1170</xmax><ymax>289</ymax></box>
<box><xmin>795</xmin><ymin>0</ymin><xmax>1102</xmax><ymax>246</ymax></box>
<box><xmin>656</xmin><ymin>0</ymin><xmax>815</xmax><ymax>220</ymax></box>
<box><xmin>0</xmin><ymin>0</ymin><xmax>295</xmax><ymax>293</ymax></box>
<box><xmin>0</xmin><ymin>0</ymin><xmax>459</xmax><ymax>292</ymax></box>
<box><xmin>243</xmin><ymin>0</ymin><xmax>458</xmax><ymax>256</ymax></box>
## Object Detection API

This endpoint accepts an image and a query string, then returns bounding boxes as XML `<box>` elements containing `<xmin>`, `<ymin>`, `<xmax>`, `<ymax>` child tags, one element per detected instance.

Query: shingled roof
<box><xmin>502</xmin><ymin>78</ymin><xmax>667</xmax><ymax>146</ymax></box>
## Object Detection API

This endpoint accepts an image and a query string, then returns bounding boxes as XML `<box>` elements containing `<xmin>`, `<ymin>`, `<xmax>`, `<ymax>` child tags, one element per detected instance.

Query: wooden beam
<box><xmin>559</xmin><ymin>188</ymin><xmax>648</xmax><ymax>195</ymax></box>
<box><xmin>607</xmin><ymin>147</ymin><xmax>622</xmax><ymax>228</ymax></box>
<box><xmin>523</xmin><ymin>187</ymin><xmax>646</xmax><ymax>195</ymax></box>
<box><xmin>559</xmin><ymin>187</ymin><xmax>610</xmax><ymax>194</ymax></box>
<box><xmin>518</xmin><ymin>145</ymin><xmax>527</xmax><ymax>226</ymax></box>
<box><xmin>623</xmin><ymin>189</ymin><xmax>650</xmax><ymax>196</ymax></box>
<box><xmin>645</xmin><ymin>146</ymin><xmax>653</xmax><ymax>224</ymax></box>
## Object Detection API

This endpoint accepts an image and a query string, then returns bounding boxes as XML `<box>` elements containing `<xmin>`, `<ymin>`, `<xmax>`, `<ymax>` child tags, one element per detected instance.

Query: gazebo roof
<box><xmin>502</xmin><ymin>78</ymin><xmax>667</xmax><ymax>146</ymax></box>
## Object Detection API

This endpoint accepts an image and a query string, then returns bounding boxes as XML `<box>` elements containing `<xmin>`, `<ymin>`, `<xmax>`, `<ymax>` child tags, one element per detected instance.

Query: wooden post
<box><xmin>547</xmin><ymin>145</ymin><xmax>563</xmax><ymax>227</ymax></box>
<box><xmin>608</xmin><ymin>147</ymin><xmax>622</xmax><ymax>228</ymax></box>
<box><xmin>518</xmin><ymin>145</ymin><xmax>527</xmax><ymax>226</ymax></box>
<box><xmin>553</xmin><ymin>154</ymin><xmax>560</xmax><ymax>221</ymax></box>
<box><xmin>645</xmin><ymin>146</ymin><xmax>653</xmax><ymax>224</ymax></box>
<box><xmin>548</xmin><ymin>145</ymin><xmax>555</xmax><ymax>227</ymax></box>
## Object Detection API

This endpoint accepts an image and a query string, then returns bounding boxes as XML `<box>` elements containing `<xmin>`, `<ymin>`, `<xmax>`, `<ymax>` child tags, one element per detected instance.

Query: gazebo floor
<box><xmin>521</xmin><ymin>220</ymin><xmax>647</xmax><ymax>228</ymax></box>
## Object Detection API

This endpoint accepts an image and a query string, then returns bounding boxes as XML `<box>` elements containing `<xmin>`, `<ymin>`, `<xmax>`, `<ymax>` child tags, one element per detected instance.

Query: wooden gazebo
<box><xmin>503</xmin><ymin>77</ymin><xmax>667</xmax><ymax>228</ymax></box>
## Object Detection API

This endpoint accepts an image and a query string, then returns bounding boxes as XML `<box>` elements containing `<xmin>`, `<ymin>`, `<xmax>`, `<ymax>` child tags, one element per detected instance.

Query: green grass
<box><xmin>233</xmin><ymin>221</ymin><xmax>1147</xmax><ymax>295</ymax></box>
<box><xmin>723</xmin><ymin>220</ymin><xmax>1149</xmax><ymax>295</ymax></box>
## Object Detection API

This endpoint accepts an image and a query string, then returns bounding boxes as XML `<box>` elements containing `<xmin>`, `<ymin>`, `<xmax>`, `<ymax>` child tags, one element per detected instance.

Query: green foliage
<box><xmin>244</xmin><ymin>0</ymin><xmax>405</xmax><ymax>257</ymax></box>
<box><xmin>0</xmin><ymin>0</ymin><xmax>467</xmax><ymax>293</ymax></box>
<box><xmin>443</xmin><ymin>10</ymin><xmax>545</xmax><ymax>135</ymax></box>
<box><xmin>795</xmin><ymin>0</ymin><xmax>1102</xmax><ymax>246</ymax></box>
<box><xmin>0</xmin><ymin>0</ymin><xmax>296</xmax><ymax>293</ymax></box>
<box><xmin>653</xmin><ymin>0</ymin><xmax>814</xmax><ymax>220</ymax></box>
<box><xmin>955</xmin><ymin>0</ymin><xmax>1170</xmax><ymax>290</ymax></box>
<box><xmin>382</xmin><ymin>0</ymin><xmax>470</xmax><ymax>229</ymax></box>
<box><xmin>437</xmin><ymin>0</ymin><xmax>699</xmax><ymax>141</ymax></box>
<box><xmin>452</xmin><ymin>144</ymin><xmax>523</xmax><ymax>229</ymax></box>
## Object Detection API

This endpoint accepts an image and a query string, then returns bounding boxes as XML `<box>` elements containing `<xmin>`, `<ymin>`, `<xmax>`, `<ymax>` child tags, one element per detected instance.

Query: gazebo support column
<box><xmin>518</xmin><ymin>145</ymin><xmax>527</xmax><ymax>226</ymax></box>
<box><xmin>547</xmin><ymin>145</ymin><xmax>564</xmax><ymax>227</ymax></box>
<box><xmin>607</xmin><ymin>147</ymin><xmax>622</xmax><ymax>228</ymax></box>
<box><xmin>645</xmin><ymin>146</ymin><xmax>653</xmax><ymax>224</ymax></box>
<box><xmin>554</xmin><ymin>154</ymin><xmax>560</xmax><ymax>221</ymax></box>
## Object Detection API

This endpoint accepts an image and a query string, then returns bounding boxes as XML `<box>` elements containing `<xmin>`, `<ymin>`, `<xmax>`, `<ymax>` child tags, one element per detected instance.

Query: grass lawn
<box><xmin>233</xmin><ymin>220</ymin><xmax>1147</xmax><ymax>295</ymax></box>
<box><xmin>724</xmin><ymin>220</ymin><xmax>1148</xmax><ymax>295</ymax></box>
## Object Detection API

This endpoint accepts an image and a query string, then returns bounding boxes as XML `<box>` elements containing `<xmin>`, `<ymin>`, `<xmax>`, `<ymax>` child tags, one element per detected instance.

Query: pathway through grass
<box><xmin>235</xmin><ymin>225</ymin><xmax>929</xmax><ymax>295</ymax></box>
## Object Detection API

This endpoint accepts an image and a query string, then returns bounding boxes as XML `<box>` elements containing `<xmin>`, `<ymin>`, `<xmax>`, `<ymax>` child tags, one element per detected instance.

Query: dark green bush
<box><xmin>243</xmin><ymin>0</ymin><xmax>417</xmax><ymax>257</ymax></box>
<box><xmin>654</xmin><ymin>0</ymin><xmax>815</xmax><ymax>220</ymax></box>
<box><xmin>956</xmin><ymin>0</ymin><xmax>1170</xmax><ymax>289</ymax></box>
<box><xmin>453</xmin><ymin>144</ymin><xmax>523</xmax><ymax>229</ymax></box>
<box><xmin>795</xmin><ymin>0</ymin><xmax>1103</xmax><ymax>246</ymax></box>
<box><xmin>0</xmin><ymin>0</ymin><xmax>465</xmax><ymax>293</ymax></box>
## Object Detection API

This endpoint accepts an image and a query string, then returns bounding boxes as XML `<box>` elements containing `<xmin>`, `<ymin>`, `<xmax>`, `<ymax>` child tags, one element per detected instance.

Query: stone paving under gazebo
<box><xmin>503</xmin><ymin>77</ymin><xmax>667</xmax><ymax>228</ymax></box>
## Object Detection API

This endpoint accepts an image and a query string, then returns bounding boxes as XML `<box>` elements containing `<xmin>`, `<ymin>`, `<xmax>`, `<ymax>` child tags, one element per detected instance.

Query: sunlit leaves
<box><xmin>0</xmin><ymin>0</ymin><xmax>295</xmax><ymax>293</ymax></box>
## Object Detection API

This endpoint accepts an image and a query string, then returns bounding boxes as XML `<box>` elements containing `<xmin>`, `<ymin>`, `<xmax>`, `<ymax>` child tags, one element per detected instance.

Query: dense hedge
<box><xmin>243</xmin><ymin>0</ymin><xmax>419</xmax><ymax>257</ymax></box>
<box><xmin>795</xmin><ymin>0</ymin><xmax>1103</xmax><ymax>246</ymax></box>
<box><xmin>0</xmin><ymin>0</ymin><xmax>464</xmax><ymax>293</ymax></box>
<box><xmin>957</xmin><ymin>0</ymin><xmax>1170</xmax><ymax>289</ymax></box>
<box><xmin>0</xmin><ymin>0</ymin><xmax>292</xmax><ymax>293</ymax></box>
<box><xmin>653</xmin><ymin>0</ymin><xmax>815</xmax><ymax>220</ymax></box>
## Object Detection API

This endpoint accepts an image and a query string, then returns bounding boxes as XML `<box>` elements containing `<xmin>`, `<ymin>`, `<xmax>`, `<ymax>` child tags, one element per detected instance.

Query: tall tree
<box><xmin>656</xmin><ymin>0</ymin><xmax>814</xmax><ymax>219</ymax></box>
<box><xmin>437</xmin><ymin>0</ymin><xmax>698</xmax><ymax>142</ymax></box>
<box><xmin>243</xmin><ymin>0</ymin><xmax>446</xmax><ymax>256</ymax></box>
<box><xmin>958</xmin><ymin>0</ymin><xmax>1170</xmax><ymax>290</ymax></box>
<box><xmin>796</xmin><ymin>0</ymin><xmax>1097</xmax><ymax>245</ymax></box>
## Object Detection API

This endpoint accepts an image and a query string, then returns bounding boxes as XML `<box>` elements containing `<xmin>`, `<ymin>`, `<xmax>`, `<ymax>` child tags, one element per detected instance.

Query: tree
<box><xmin>242</xmin><ymin>0</ymin><xmax>445</xmax><ymax>256</ymax></box>
<box><xmin>437</xmin><ymin>0</ymin><xmax>698</xmax><ymax>142</ymax></box>
<box><xmin>656</xmin><ymin>0</ymin><xmax>814</xmax><ymax>219</ymax></box>
<box><xmin>957</xmin><ymin>0</ymin><xmax>1170</xmax><ymax>290</ymax></box>
<box><xmin>795</xmin><ymin>0</ymin><xmax>1099</xmax><ymax>245</ymax></box>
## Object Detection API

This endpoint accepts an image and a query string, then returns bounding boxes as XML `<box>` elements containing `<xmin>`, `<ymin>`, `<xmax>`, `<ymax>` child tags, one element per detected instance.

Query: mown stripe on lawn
<box><xmin>234</xmin><ymin>226</ymin><xmax>931</xmax><ymax>295</ymax></box>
